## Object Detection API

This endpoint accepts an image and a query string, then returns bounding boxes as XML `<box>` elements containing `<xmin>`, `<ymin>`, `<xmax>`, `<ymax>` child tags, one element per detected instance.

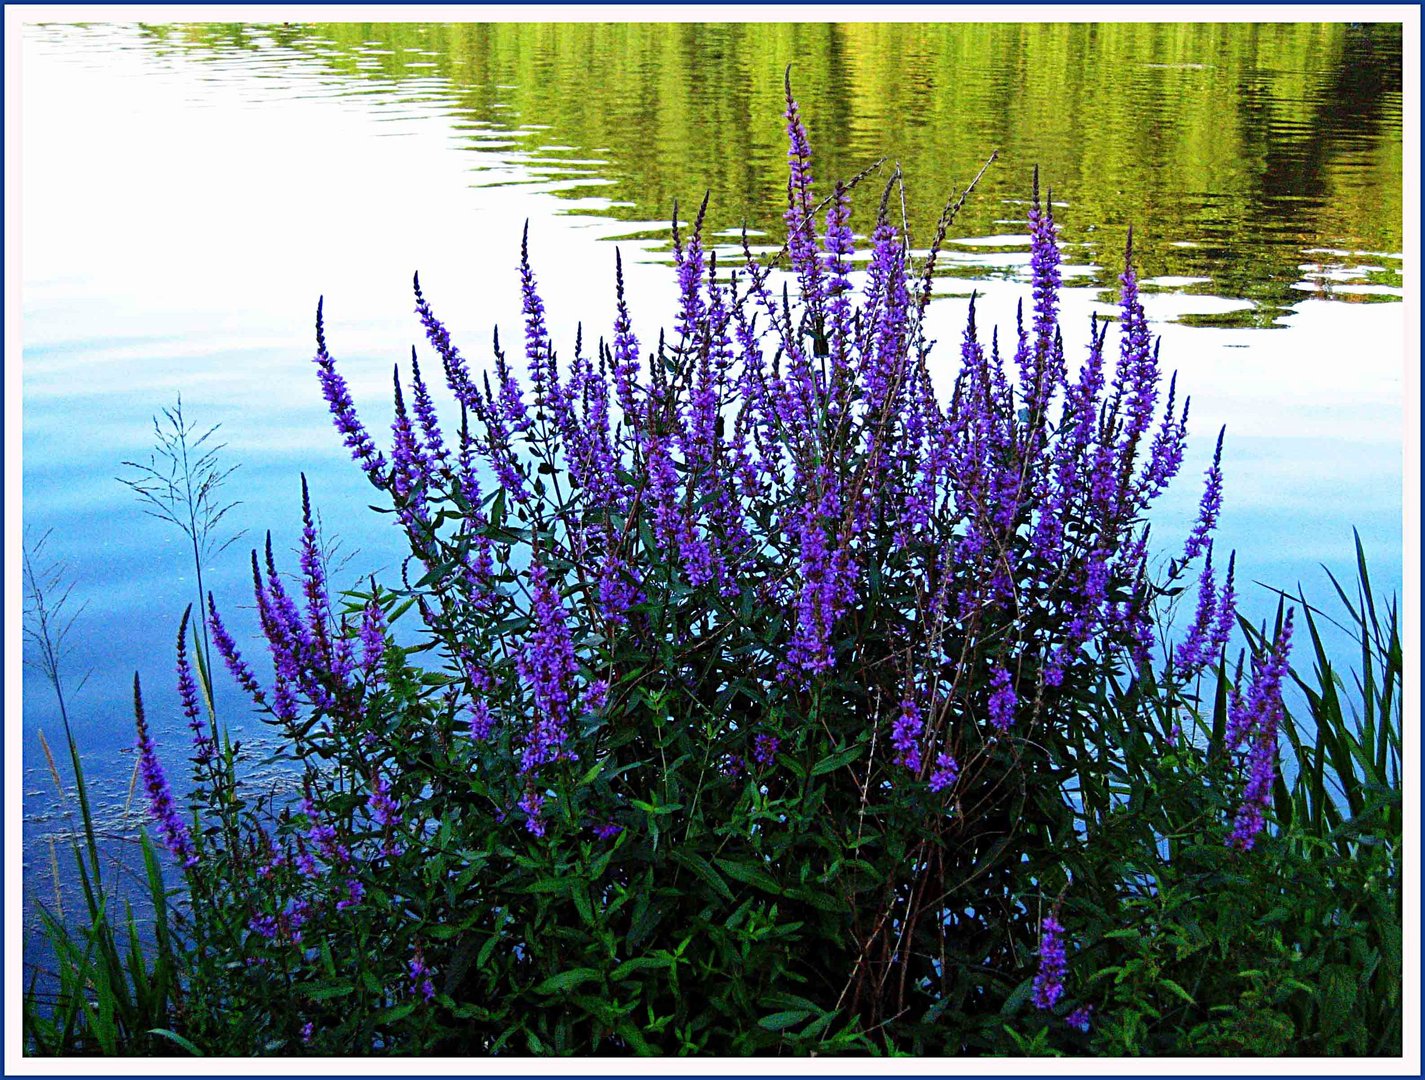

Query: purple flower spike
<box><xmin>132</xmin><ymin>674</ymin><xmax>197</xmax><ymax>869</ymax></box>
<box><xmin>407</xmin><ymin>349</ymin><xmax>449</xmax><ymax>467</ymax></box>
<box><xmin>1225</xmin><ymin>610</ymin><xmax>1294</xmax><ymax>752</ymax></box>
<box><xmin>248</xmin><ymin>912</ymin><xmax>279</xmax><ymax>941</ymax></box>
<box><xmin>303</xmin><ymin>794</ymin><xmax>351</xmax><ymax>869</ymax></box>
<box><xmin>597</xmin><ymin>538</ymin><xmax>643</xmax><ymax>628</ymax></box>
<box><xmin>1032</xmin><ymin>913</ymin><xmax>1067</xmax><ymax>1010</ymax></box>
<box><xmin>336</xmin><ymin>876</ymin><xmax>365</xmax><ymax>911</ymax></box>
<box><xmin>1066</xmin><ymin>1005</ymin><xmax>1094</xmax><ymax>1033</ymax></box>
<box><xmin>467</xmin><ymin>699</ymin><xmax>495</xmax><ymax>742</ymax></box>
<box><xmin>519</xmin><ymin>788</ymin><xmax>547</xmax><ymax>838</ymax></box>
<box><xmin>408</xmin><ymin>946</ymin><xmax>437</xmax><ymax>1003</ymax></box>
<box><xmin>368</xmin><ymin>773</ymin><xmax>403</xmax><ymax>857</ymax></box>
<box><xmin>1183</xmin><ymin>427</ymin><xmax>1225</xmax><ymax>563</ymax></box>
<box><xmin>359</xmin><ymin>597</ymin><xmax>386</xmax><ymax>683</ymax></box>
<box><xmin>1210</xmin><ymin>551</ymin><xmax>1238</xmax><ymax>654</ymax></box>
<box><xmin>208</xmin><ymin>593</ymin><xmax>266</xmax><ymax>706</ymax></box>
<box><xmin>1021</xmin><ymin>172</ymin><xmax>1064</xmax><ymax>418</ymax></box>
<box><xmin>516</xmin><ymin>561</ymin><xmax>578</xmax><ymax>773</ymax></box>
<box><xmin>1140</xmin><ymin>372</ymin><xmax>1189</xmax><ymax>499</ymax></box>
<box><xmin>1227</xmin><ymin>611</ymin><xmax>1294</xmax><ymax>850</ymax></box>
<box><xmin>671</xmin><ymin>194</ymin><xmax>709</xmax><ymax>349</ymax></box>
<box><xmin>891</xmin><ymin>698</ymin><xmax>924</xmax><ymax>773</ymax></box>
<box><xmin>584</xmin><ymin>678</ymin><xmax>609</xmax><ymax>714</ymax></box>
<box><xmin>388</xmin><ymin>376</ymin><xmax>433</xmax><ymax>537</ymax></box>
<box><xmin>753</xmin><ymin>733</ymin><xmax>780</xmax><ymax>766</ymax></box>
<box><xmin>1116</xmin><ymin>232</ymin><xmax>1159</xmax><ymax>457</ymax></box>
<box><xmin>312</xmin><ymin>298</ymin><xmax>387</xmax><ymax>486</ymax></box>
<box><xmin>611</xmin><ymin>249</ymin><xmax>642</xmax><ymax>424</ymax></box>
<box><xmin>413</xmin><ymin>271</ymin><xmax>488</xmax><ymax>426</ymax></box>
<box><xmin>783</xmin><ymin>73</ymin><xmax>825</xmax><ymax>315</ymax></box>
<box><xmin>821</xmin><ymin>180</ymin><xmax>855</xmax><ymax>360</ymax></box>
<box><xmin>987</xmin><ymin>665</ymin><xmax>1017</xmax><ymax>732</ymax></box>
<box><xmin>929</xmin><ymin>752</ymin><xmax>960</xmax><ymax>793</ymax></box>
<box><xmin>520</xmin><ymin>222</ymin><xmax>569</xmax><ymax>435</ymax></box>
<box><xmin>175</xmin><ymin>607</ymin><xmax>216</xmax><ymax>765</ymax></box>
<box><xmin>1176</xmin><ymin>545</ymin><xmax>1218</xmax><ymax>673</ymax></box>
<box><xmin>298</xmin><ymin>475</ymin><xmax>336</xmax><ymax>659</ymax></box>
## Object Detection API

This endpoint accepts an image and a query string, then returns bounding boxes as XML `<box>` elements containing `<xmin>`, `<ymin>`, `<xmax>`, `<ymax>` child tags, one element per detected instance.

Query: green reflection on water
<box><xmin>139</xmin><ymin>20</ymin><xmax>1402</xmax><ymax>327</ymax></box>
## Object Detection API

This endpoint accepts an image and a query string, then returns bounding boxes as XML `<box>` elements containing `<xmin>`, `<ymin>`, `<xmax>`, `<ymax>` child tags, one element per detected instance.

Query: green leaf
<box><xmin>525</xmin><ymin>876</ymin><xmax>572</xmax><ymax>896</ymax></box>
<box><xmin>572</xmin><ymin>882</ymin><xmax>596</xmax><ymax>926</ymax></box>
<box><xmin>1001</xmin><ymin>976</ymin><xmax>1034</xmax><ymax>1016</ymax></box>
<box><xmin>672</xmin><ymin>850</ymin><xmax>734</xmax><ymax>903</ymax></box>
<box><xmin>477</xmin><ymin>931</ymin><xmax>501</xmax><ymax>969</ymax></box>
<box><xmin>631</xmin><ymin>799</ymin><xmax>683</xmax><ymax>816</ymax></box>
<box><xmin>534</xmin><ymin>968</ymin><xmax>602</xmax><ymax>995</ymax></box>
<box><xmin>375</xmin><ymin>1002</ymin><xmax>417</xmax><ymax>1025</ymax></box>
<box><xmin>615</xmin><ymin>1019</ymin><xmax>652</xmax><ymax>1054</ymax></box>
<box><xmin>785</xmin><ymin>885</ymin><xmax>845</xmax><ymax>914</ymax></box>
<box><xmin>715</xmin><ymin>857</ymin><xmax>782</xmax><ymax>895</ymax></box>
<box><xmin>1159</xmin><ymin>979</ymin><xmax>1196</xmax><ymax>1006</ymax></box>
<box><xmin>811</xmin><ymin>743</ymin><xmax>864</xmax><ymax>777</ymax></box>
<box><xmin>610</xmin><ymin>955</ymin><xmax>674</xmax><ymax>981</ymax></box>
<box><xmin>1320</xmin><ymin>964</ymin><xmax>1359</xmax><ymax>1036</ymax></box>
<box><xmin>386</xmin><ymin>596</ymin><xmax>418</xmax><ymax>625</ymax></box>
<box><xmin>147</xmin><ymin>1028</ymin><xmax>203</xmax><ymax>1056</ymax></box>
<box><xmin>758</xmin><ymin>1009</ymin><xmax>811</xmax><ymax>1032</ymax></box>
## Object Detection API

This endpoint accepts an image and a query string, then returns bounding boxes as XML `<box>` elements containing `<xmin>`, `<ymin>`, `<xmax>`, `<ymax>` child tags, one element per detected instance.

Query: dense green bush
<box><xmin>25</xmin><ymin>83</ymin><xmax>1401</xmax><ymax>1057</ymax></box>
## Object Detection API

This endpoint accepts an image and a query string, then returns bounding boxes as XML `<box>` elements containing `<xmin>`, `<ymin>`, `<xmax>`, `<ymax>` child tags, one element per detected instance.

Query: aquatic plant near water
<box><xmin>125</xmin><ymin>78</ymin><xmax>1309</xmax><ymax>1056</ymax></box>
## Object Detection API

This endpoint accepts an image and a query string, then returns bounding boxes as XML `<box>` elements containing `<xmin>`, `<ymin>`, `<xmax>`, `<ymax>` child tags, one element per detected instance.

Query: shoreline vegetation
<box><xmin>23</xmin><ymin>80</ymin><xmax>1401</xmax><ymax>1057</ymax></box>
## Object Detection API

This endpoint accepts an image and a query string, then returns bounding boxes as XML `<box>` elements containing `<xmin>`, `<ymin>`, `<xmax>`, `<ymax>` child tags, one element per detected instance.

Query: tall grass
<box><xmin>117</xmin><ymin>392</ymin><xmax>244</xmax><ymax>675</ymax></box>
<box><xmin>22</xmin><ymin>534</ymin><xmax>191</xmax><ymax>1056</ymax></box>
<box><xmin>1270</xmin><ymin>532</ymin><xmax>1402</xmax><ymax>1053</ymax></box>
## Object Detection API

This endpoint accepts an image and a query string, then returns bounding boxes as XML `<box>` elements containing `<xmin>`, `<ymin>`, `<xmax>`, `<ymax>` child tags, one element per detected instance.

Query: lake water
<box><xmin>18</xmin><ymin>22</ymin><xmax>1404</xmax><ymax>889</ymax></box>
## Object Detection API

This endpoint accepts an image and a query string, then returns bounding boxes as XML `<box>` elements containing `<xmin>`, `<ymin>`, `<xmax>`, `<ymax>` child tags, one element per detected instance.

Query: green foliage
<box><xmin>26</xmin><ymin>541</ymin><xmax>1402</xmax><ymax>1057</ymax></box>
<box><xmin>1007</xmin><ymin>539</ymin><xmax>1402</xmax><ymax>1057</ymax></box>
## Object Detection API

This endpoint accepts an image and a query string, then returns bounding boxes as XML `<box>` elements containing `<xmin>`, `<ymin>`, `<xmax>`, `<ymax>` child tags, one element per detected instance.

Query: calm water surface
<box><xmin>19</xmin><ymin>23</ymin><xmax>1404</xmax><ymax>884</ymax></box>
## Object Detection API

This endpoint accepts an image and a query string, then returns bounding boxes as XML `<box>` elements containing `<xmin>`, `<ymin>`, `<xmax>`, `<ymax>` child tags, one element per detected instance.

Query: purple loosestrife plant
<box><xmin>928</xmin><ymin>752</ymin><xmax>960</xmax><ymax>793</ymax></box>
<box><xmin>368</xmin><ymin>773</ymin><xmax>404</xmax><ymax>857</ymax></box>
<box><xmin>132</xmin><ymin>674</ymin><xmax>197</xmax><ymax>869</ymax></box>
<box><xmin>408</xmin><ymin>945</ymin><xmax>436</xmax><ymax>1004</ymax></box>
<box><xmin>134</xmin><ymin>82</ymin><xmax>1309</xmax><ymax>1057</ymax></box>
<box><xmin>515</xmin><ymin>560</ymin><xmax>579</xmax><ymax>774</ymax></box>
<box><xmin>1227</xmin><ymin>610</ymin><xmax>1295</xmax><ymax>850</ymax></box>
<box><xmin>986</xmin><ymin>665</ymin><xmax>1017</xmax><ymax>733</ymax></box>
<box><xmin>891</xmin><ymin>698</ymin><xmax>924</xmax><ymax>773</ymax></box>
<box><xmin>175</xmin><ymin>606</ymin><xmax>216</xmax><ymax>768</ymax></box>
<box><xmin>1183</xmin><ymin>427</ymin><xmax>1226</xmax><ymax>564</ymax></box>
<box><xmin>313</xmin><ymin>300</ymin><xmax>387</xmax><ymax>485</ymax></box>
<box><xmin>1032</xmin><ymin>913</ymin><xmax>1068</xmax><ymax>1010</ymax></box>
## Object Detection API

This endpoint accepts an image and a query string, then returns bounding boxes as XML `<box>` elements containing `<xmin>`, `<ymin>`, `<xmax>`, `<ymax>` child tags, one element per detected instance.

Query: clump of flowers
<box><xmin>131</xmin><ymin>77</ymin><xmax>1293</xmax><ymax>1056</ymax></box>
